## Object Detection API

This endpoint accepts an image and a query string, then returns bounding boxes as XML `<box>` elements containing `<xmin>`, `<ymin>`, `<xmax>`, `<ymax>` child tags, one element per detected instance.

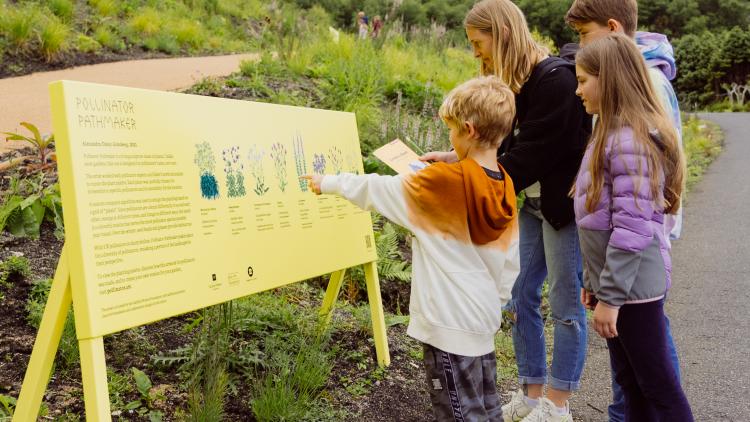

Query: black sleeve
<box><xmin>498</xmin><ymin>68</ymin><xmax>585</xmax><ymax>191</ymax></box>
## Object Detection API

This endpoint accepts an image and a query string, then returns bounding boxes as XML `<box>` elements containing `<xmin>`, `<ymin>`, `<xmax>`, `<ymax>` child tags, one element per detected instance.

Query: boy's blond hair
<box><xmin>565</xmin><ymin>0</ymin><xmax>638</xmax><ymax>37</ymax></box>
<box><xmin>438</xmin><ymin>76</ymin><xmax>515</xmax><ymax>149</ymax></box>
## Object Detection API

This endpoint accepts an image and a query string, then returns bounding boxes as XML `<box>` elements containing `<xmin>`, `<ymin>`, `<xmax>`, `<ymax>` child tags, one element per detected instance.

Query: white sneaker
<box><xmin>520</xmin><ymin>398</ymin><xmax>573</xmax><ymax>422</ymax></box>
<box><xmin>502</xmin><ymin>389</ymin><xmax>536</xmax><ymax>422</ymax></box>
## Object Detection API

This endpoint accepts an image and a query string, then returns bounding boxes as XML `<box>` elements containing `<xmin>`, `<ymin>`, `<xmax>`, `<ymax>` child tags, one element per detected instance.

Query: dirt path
<box><xmin>0</xmin><ymin>53</ymin><xmax>257</xmax><ymax>150</ymax></box>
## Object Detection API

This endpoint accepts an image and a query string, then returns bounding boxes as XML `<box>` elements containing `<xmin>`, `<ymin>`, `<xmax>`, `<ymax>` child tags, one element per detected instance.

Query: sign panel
<box><xmin>50</xmin><ymin>81</ymin><xmax>377</xmax><ymax>339</ymax></box>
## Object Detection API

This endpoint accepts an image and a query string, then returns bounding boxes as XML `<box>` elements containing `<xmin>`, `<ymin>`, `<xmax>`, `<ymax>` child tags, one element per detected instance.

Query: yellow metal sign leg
<box><xmin>319</xmin><ymin>269</ymin><xmax>346</xmax><ymax>327</ymax></box>
<box><xmin>13</xmin><ymin>246</ymin><xmax>71</xmax><ymax>422</ymax></box>
<box><xmin>364</xmin><ymin>261</ymin><xmax>390</xmax><ymax>367</ymax></box>
<box><xmin>79</xmin><ymin>336</ymin><xmax>111</xmax><ymax>421</ymax></box>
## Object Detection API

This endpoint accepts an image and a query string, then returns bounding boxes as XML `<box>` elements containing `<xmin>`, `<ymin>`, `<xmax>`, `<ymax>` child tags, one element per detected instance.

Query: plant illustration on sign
<box><xmin>248</xmin><ymin>146</ymin><xmax>270</xmax><ymax>196</ymax></box>
<box><xmin>345</xmin><ymin>152</ymin><xmax>361</xmax><ymax>175</ymax></box>
<box><xmin>293</xmin><ymin>133</ymin><xmax>308</xmax><ymax>191</ymax></box>
<box><xmin>327</xmin><ymin>146</ymin><xmax>343</xmax><ymax>174</ymax></box>
<box><xmin>222</xmin><ymin>146</ymin><xmax>246</xmax><ymax>198</ymax></box>
<box><xmin>194</xmin><ymin>141</ymin><xmax>220</xmax><ymax>199</ymax></box>
<box><xmin>270</xmin><ymin>142</ymin><xmax>288</xmax><ymax>192</ymax></box>
<box><xmin>312</xmin><ymin>153</ymin><xmax>326</xmax><ymax>175</ymax></box>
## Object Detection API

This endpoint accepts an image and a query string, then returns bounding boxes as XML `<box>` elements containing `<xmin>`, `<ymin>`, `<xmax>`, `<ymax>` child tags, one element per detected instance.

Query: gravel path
<box><xmin>0</xmin><ymin>53</ymin><xmax>257</xmax><ymax>146</ymax></box>
<box><xmin>570</xmin><ymin>112</ymin><xmax>750</xmax><ymax>421</ymax></box>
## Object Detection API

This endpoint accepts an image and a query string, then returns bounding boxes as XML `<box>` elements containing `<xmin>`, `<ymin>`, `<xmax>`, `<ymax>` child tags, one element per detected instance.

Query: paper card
<box><xmin>373</xmin><ymin>138</ymin><xmax>428</xmax><ymax>174</ymax></box>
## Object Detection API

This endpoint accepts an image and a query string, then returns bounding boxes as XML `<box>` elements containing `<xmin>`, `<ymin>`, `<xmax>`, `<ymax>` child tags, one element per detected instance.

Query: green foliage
<box><xmin>0</xmin><ymin>178</ymin><xmax>64</xmax><ymax>240</ymax></box>
<box><xmin>0</xmin><ymin>256</ymin><xmax>31</xmax><ymax>285</ymax></box>
<box><xmin>128</xmin><ymin>8</ymin><xmax>161</xmax><ymax>37</ymax></box>
<box><xmin>682</xmin><ymin>116</ymin><xmax>723</xmax><ymax>191</ymax></box>
<box><xmin>250</xmin><ymin>332</ymin><xmax>333</xmax><ymax>421</ymax></box>
<box><xmin>638</xmin><ymin>0</ymin><xmax>750</xmax><ymax>39</ymax></box>
<box><xmin>0</xmin><ymin>394</ymin><xmax>16</xmax><ymax>419</ymax></box>
<box><xmin>0</xmin><ymin>4</ymin><xmax>37</xmax><ymax>51</ymax></box>
<box><xmin>75</xmin><ymin>34</ymin><xmax>101</xmax><ymax>53</ymax></box>
<box><xmin>185</xmin><ymin>303</ymin><xmax>231</xmax><ymax>422</ymax></box>
<box><xmin>89</xmin><ymin>0</ymin><xmax>119</xmax><ymax>17</ymax></box>
<box><xmin>124</xmin><ymin>368</ymin><xmax>165</xmax><ymax>421</ymax></box>
<box><xmin>49</xmin><ymin>0</ymin><xmax>75</xmax><ymax>22</ymax></box>
<box><xmin>343</xmin><ymin>214</ymin><xmax>412</xmax><ymax>302</ymax></box>
<box><xmin>93</xmin><ymin>25</ymin><xmax>125</xmax><ymax>52</ymax></box>
<box><xmin>107</xmin><ymin>368</ymin><xmax>134</xmax><ymax>411</ymax></box>
<box><xmin>37</xmin><ymin>16</ymin><xmax>71</xmax><ymax>62</ymax></box>
<box><xmin>25</xmin><ymin>278</ymin><xmax>79</xmax><ymax>370</ymax></box>
<box><xmin>154</xmin><ymin>291</ymin><xmax>338</xmax><ymax>420</ymax></box>
<box><xmin>0</xmin><ymin>255</ymin><xmax>30</xmax><ymax>301</ymax></box>
<box><xmin>169</xmin><ymin>19</ymin><xmax>205</xmax><ymax>50</ymax></box>
<box><xmin>2</xmin><ymin>122</ymin><xmax>55</xmax><ymax>166</ymax></box>
<box><xmin>673</xmin><ymin>28</ymin><xmax>750</xmax><ymax>107</ymax></box>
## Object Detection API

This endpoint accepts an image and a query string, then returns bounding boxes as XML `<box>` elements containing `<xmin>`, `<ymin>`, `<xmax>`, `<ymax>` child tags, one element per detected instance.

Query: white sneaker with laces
<box><xmin>520</xmin><ymin>398</ymin><xmax>573</xmax><ymax>422</ymax></box>
<box><xmin>502</xmin><ymin>389</ymin><xmax>536</xmax><ymax>422</ymax></box>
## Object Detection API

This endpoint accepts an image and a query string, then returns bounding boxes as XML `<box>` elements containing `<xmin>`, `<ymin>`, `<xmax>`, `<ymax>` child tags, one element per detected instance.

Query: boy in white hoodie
<box><xmin>305</xmin><ymin>76</ymin><xmax>519</xmax><ymax>421</ymax></box>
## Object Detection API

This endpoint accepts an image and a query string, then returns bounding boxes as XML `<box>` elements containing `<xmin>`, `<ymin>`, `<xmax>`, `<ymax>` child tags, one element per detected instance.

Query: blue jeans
<box><xmin>507</xmin><ymin>204</ymin><xmax>588</xmax><ymax>391</ymax></box>
<box><xmin>608</xmin><ymin>315</ymin><xmax>681</xmax><ymax>422</ymax></box>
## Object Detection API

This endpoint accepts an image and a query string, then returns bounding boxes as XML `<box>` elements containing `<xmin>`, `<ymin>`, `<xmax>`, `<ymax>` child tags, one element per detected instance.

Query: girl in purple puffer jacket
<box><xmin>572</xmin><ymin>34</ymin><xmax>693</xmax><ymax>421</ymax></box>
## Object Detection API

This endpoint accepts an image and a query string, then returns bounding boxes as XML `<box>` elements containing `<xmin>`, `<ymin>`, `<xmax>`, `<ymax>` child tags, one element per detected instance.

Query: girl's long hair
<box><xmin>464</xmin><ymin>0</ymin><xmax>549</xmax><ymax>93</ymax></box>
<box><xmin>576</xmin><ymin>34</ymin><xmax>685</xmax><ymax>214</ymax></box>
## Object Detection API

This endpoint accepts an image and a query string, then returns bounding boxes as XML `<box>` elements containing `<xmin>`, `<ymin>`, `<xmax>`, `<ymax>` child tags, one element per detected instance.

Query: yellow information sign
<box><xmin>13</xmin><ymin>81</ymin><xmax>390</xmax><ymax>421</ymax></box>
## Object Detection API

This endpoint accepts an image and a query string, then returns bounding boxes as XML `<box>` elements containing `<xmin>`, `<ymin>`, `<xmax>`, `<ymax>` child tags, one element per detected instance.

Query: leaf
<box><xmin>20</xmin><ymin>122</ymin><xmax>42</xmax><ymax>144</ymax></box>
<box><xmin>19</xmin><ymin>203</ymin><xmax>43</xmax><ymax>239</ymax></box>
<box><xmin>0</xmin><ymin>196</ymin><xmax>23</xmax><ymax>232</ymax></box>
<box><xmin>19</xmin><ymin>193</ymin><xmax>40</xmax><ymax>210</ymax></box>
<box><xmin>1</xmin><ymin>133</ymin><xmax>32</xmax><ymax>142</ymax></box>
<box><xmin>131</xmin><ymin>368</ymin><xmax>152</xmax><ymax>398</ymax></box>
<box><xmin>6</xmin><ymin>208</ymin><xmax>26</xmax><ymax>237</ymax></box>
<box><xmin>124</xmin><ymin>400</ymin><xmax>142</xmax><ymax>410</ymax></box>
<box><xmin>385</xmin><ymin>314</ymin><xmax>409</xmax><ymax>327</ymax></box>
<box><xmin>149</xmin><ymin>411</ymin><xmax>164</xmax><ymax>422</ymax></box>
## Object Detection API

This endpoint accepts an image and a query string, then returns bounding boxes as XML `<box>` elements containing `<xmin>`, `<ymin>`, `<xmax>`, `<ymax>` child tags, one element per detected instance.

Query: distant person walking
<box><xmin>372</xmin><ymin>15</ymin><xmax>383</xmax><ymax>38</ymax></box>
<box><xmin>357</xmin><ymin>11</ymin><xmax>369</xmax><ymax>39</ymax></box>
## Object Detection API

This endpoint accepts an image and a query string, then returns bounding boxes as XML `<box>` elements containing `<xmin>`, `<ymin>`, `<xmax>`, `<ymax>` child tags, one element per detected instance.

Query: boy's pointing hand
<box><xmin>300</xmin><ymin>175</ymin><xmax>323</xmax><ymax>195</ymax></box>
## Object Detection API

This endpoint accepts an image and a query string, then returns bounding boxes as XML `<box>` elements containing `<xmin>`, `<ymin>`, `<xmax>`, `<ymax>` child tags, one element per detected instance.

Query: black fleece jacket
<box><xmin>498</xmin><ymin>57</ymin><xmax>591</xmax><ymax>230</ymax></box>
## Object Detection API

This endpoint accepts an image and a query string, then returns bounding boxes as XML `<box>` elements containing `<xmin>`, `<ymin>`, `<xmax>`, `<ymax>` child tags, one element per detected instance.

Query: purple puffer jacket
<box><xmin>574</xmin><ymin>127</ymin><xmax>672</xmax><ymax>306</ymax></box>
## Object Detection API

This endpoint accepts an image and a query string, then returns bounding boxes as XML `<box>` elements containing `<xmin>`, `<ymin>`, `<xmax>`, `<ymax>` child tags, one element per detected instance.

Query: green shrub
<box><xmin>49</xmin><ymin>0</ymin><xmax>75</xmax><ymax>22</ymax></box>
<box><xmin>0</xmin><ymin>256</ymin><xmax>31</xmax><ymax>285</ymax></box>
<box><xmin>93</xmin><ymin>25</ymin><xmax>125</xmax><ymax>52</ymax></box>
<box><xmin>682</xmin><ymin>116</ymin><xmax>723</xmax><ymax>191</ymax></box>
<box><xmin>155</xmin><ymin>33</ymin><xmax>180</xmax><ymax>54</ymax></box>
<box><xmin>385</xmin><ymin>79</ymin><xmax>443</xmax><ymax>113</ymax></box>
<box><xmin>2</xmin><ymin>5</ymin><xmax>38</xmax><ymax>51</ymax></box>
<box><xmin>169</xmin><ymin>19</ymin><xmax>205</xmax><ymax>50</ymax></box>
<box><xmin>129</xmin><ymin>8</ymin><xmax>161</xmax><ymax>37</ymax></box>
<box><xmin>75</xmin><ymin>34</ymin><xmax>101</xmax><ymax>53</ymax></box>
<box><xmin>26</xmin><ymin>278</ymin><xmax>79</xmax><ymax>370</ymax></box>
<box><xmin>38</xmin><ymin>18</ymin><xmax>71</xmax><ymax>62</ymax></box>
<box><xmin>89</xmin><ymin>0</ymin><xmax>118</xmax><ymax>17</ymax></box>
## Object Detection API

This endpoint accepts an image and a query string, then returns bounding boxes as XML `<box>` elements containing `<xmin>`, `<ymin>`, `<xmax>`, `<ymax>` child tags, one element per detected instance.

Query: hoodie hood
<box><xmin>460</xmin><ymin>159</ymin><xmax>516</xmax><ymax>245</ymax></box>
<box><xmin>403</xmin><ymin>158</ymin><xmax>516</xmax><ymax>246</ymax></box>
<box><xmin>636</xmin><ymin>31</ymin><xmax>677</xmax><ymax>81</ymax></box>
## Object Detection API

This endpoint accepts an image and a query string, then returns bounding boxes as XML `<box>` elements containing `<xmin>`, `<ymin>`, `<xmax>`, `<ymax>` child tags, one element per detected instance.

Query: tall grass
<box><xmin>2</xmin><ymin>5</ymin><xmax>37</xmax><ymax>51</ymax></box>
<box><xmin>93</xmin><ymin>25</ymin><xmax>125</xmax><ymax>51</ymax></box>
<box><xmin>682</xmin><ymin>115</ymin><xmax>723</xmax><ymax>191</ymax></box>
<box><xmin>49</xmin><ymin>0</ymin><xmax>75</xmax><ymax>22</ymax></box>
<box><xmin>89</xmin><ymin>0</ymin><xmax>119</xmax><ymax>17</ymax></box>
<box><xmin>169</xmin><ymin>19</ymin><xmax>205</xmax><ymax>50</ymax></box>
<box><xmin>38</xmin><ymin>18</ymin><xmax>71</xmax><ymax>62</ymax></box>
